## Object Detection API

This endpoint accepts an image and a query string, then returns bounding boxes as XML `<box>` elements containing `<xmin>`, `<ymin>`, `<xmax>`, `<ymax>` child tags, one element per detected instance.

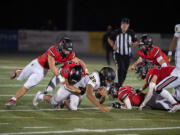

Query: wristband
<box><xmin>168</xmin><ymin>51</ymin><xmax>172</xmax><ymax>56</ymax></box>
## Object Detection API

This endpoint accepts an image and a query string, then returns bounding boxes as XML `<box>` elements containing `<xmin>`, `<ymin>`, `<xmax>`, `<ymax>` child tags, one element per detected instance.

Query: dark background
<box><xmin>0</xmin><ymin>0</ymin><xmax>179</xmax><ymax>33</ymax></box>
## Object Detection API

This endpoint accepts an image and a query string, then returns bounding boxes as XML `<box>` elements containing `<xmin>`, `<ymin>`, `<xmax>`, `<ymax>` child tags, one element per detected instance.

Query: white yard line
<box><xmin>0</xmin><ymin>84</ymin><xmax>47</xmax><ymax>87</ymax></box>
<box><xmin>0</xmin><ymin>66</ymin><xmax>21</xmax><ymax>70</ymax></box>
<box><xmin>0</xmin><ymin>78</ymin><xmax>52</xmax><ymax>80</ymax></box>
<box><xmin>0</xmin><ymin>94</ymin><xmax>35</xmax><ymax>97</ymax></box>
<box><xmin>115</xmin><ymin>134</ymin><xmax>139</xmax><ymax>135</ymax></box>
<box><xmin>0</xmin><ymin>127</ymin><xmax>180</xmax><ymax>135</ymax></box>
<box><xmin>0</xmin><ymin>123</ymin><xmax>9</xmax><ymax>125</ymax></box>
<box><xmin>0</xmin><ymin>107</ymin><xmax>99</xmax><ymax>112</ymax></box>
<box><xmin>24</xmin><ymin>127</ymin><xmax>52</xmax><ymax>129</ymax></box>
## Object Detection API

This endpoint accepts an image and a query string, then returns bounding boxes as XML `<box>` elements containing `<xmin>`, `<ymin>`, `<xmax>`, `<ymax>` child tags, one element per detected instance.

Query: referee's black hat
<box><xmin>121</xmin><ymin>18</ymin><xmax>130</xmax><ymax>24</ymax></box>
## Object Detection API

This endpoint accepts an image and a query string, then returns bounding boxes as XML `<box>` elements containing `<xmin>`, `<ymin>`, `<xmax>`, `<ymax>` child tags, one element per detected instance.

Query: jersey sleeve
<box><xmin>47</xmin><ymin>46</ymin><xmax>56</xmax><ymax>57</ymax></box>
<box><xmin>138</xmin><ymin>50</ymin><xmax>143</xmax><ymax>58</ymax></box>
<box><xmin>67</xmin><ymin>51</ymin><xmax>75</xmax><ymax>61</ymax></box>
<box><xmin>153</xmin><ymin>48</ymin><xmax>162</xmax><ymax>62</ymax></box>
<box><xmin>174</xmin><ymin>33</ymin><xmax>180</xmax><ymax>38</ymax></box>
<box><xmin>87</xmin><ymin>74</ymin><xmax>98</xmax><ymax>88</ymax></box>
<box><xmin>118</xmin><ymin>87</ymin><xmax>129</xmax><ymax>102</ymax></box>
<box><xmin>61</xmin><ymin>67</ymin><xmax>70</xmax><ymax>78</ymax></box>
<box><xmin>146</xmin><ymin>70</ymin><xmax>154</xmax><ymax>83</ymax></box>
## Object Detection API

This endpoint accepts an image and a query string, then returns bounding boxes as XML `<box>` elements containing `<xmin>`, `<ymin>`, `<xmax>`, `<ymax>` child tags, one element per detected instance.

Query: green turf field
<box><xmin>0</xmin><ymin>57</ymin><xmax>180</xmax><ymax>135</ymax></box>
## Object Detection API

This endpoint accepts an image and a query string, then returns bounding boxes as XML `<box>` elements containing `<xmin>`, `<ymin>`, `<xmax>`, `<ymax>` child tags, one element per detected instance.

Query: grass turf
<box><xmin>0</xmin><ymin>57</ymin><xmax>180</xmax><ymax>135</ymax></box>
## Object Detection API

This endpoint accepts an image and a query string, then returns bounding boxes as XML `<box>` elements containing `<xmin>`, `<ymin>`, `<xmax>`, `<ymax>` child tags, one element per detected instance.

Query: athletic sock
<box><xmin>160</xmin><ymin>89</ymin><xmax>177</xmax><ymax>105</ymax></box>
<box><xmin>11</xmin><ymin>97</ymin><xmax>17</xmax><ymax>101</ymax></box>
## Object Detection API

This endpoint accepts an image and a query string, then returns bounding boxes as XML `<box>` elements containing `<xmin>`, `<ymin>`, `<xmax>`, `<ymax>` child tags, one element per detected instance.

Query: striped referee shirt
<box><xmin>109</xmin><ymin>28</ymin><xmax>137</xmax><ymax>56</ymax></box>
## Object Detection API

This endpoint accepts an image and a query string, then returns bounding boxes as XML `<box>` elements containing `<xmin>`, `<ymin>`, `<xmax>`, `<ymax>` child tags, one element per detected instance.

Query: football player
<box><xmin>128</xmin><ymin>34</ymin><xmax>169</xmax><ymax>71</ymax></box>
<box><xmin>42</xmin><ymin>60</ymin><xmax>87</xmax><ymax>94</ymax></box>
<box><xmin>138</xmin><ymin>65</ymin><xmax>180</xmax><ymax>112</ymax></box>
<box><xmin>33</xmin><ymin>67</ymin><xmax>116</xmax><ymax>112</ymax></box>
<box><xmin>168</xmin><ymin>24</ymin><xmax>180</xmax><ymax>76</ymax></box>
<box><xmin>6</xmin><ymin>37</ymin><xmax>88</xmax><ymax>106</ymax></box>
<box><xmin>112</xmin><ymin>85</ymin><xmax>172</xmax><ymax>110</ymax></box>
<box><xmin>33</xmin><ymin>65</ymin><xmax>85</xmax><ymax>110</ymax></box>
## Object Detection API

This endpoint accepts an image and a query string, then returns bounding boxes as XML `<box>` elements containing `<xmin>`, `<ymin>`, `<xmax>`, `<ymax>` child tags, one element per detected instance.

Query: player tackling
<box><xmin>33</xmin><ymin>67</ymin><xmax>115</xmax><ymax>112</ymax></box>
<box><xmin>6</xmin><ymin>37</ymin><xmax>87</xmax><ymax>106</ymax></box>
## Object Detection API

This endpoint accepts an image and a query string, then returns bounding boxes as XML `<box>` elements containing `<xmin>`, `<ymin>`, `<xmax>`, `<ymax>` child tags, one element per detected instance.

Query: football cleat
<box><xmin>33</xmin><ymin>91</ymin><xmax>42</xmax><ymax>106</ymax></box>
<box><xmin>5</xmin><ymin>99</ymin><xmax>16</xmax><ymax>106</ymax></box>
<box><xmin>169</xmin><ymin>104</ymin><xmax>180</xmax><ymax>113</ymax></box>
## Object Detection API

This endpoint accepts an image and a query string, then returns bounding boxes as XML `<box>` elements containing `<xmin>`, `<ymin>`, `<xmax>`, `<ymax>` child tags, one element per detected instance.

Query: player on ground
<box><xmin>138</xmin><ymin>65</ymin><xmax>180</xmax><ymax>112</ymax></box>
<box><xmin>33</xmin><ymin>65</ymin><xmax>85</xmax><ymax>110</ymax></box>
<box><xmin>112</xmin><ymin>85</ymin><xmax>172</xmax><ymax>110</ymax></box>
<box><xmin>33</xmin><ymin>67</ymin><xmax>116</xmax><ymax>112</ymax></box>
<box><xmin>6</xmin><ymin>37</ymin><xmax>87</xmax><ymax>106</ymax></box>
<box><xmin>129</xmin><ymin>34</ymin><xmax>169</xmax><ymax>71</ymax></box>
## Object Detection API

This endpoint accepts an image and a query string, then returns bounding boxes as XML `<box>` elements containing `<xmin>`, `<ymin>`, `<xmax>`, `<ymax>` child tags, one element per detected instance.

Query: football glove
<box><xmin>112</xmin><ymin>102</ymin><xmax>121</xmax><ymax>108</ymax></box>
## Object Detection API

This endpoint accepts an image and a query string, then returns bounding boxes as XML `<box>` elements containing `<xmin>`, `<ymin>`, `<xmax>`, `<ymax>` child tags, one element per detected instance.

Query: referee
<box><xmin>108</xmin><ymin>18</ymin><xmax>138</xmax><ymax>87</ymax></box>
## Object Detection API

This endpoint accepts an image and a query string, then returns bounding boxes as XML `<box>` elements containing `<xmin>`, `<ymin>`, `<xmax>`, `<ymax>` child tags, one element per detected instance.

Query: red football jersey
<box><xmin>38</xmin><ymin>45</ymin><xmax>75</xmax><ymax>69</ymax></box>
<box><xmin>118</xmin><ymin>86</ymin><xmax>145</xmax><ymax>106</ymax></box>
<box><xmin>146</xmin><ymin>66</ymin><xmax>176</xmax><ymax>84</ymax></box>
<box><xmin>138</xmin><ymin>46</ymin><xmax>169</xmax><ymax>67</ymax></box>
<box><xmin>61</xmin><ymin>61</ymin><xmax>79</xmax><ymax>78</ymax></box>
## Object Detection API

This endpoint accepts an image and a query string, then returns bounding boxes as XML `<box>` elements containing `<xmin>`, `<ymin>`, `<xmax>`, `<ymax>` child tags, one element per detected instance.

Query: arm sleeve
<box><xmin>47</xmin><ymin>46</ymin><xmax>56</xmax><ymax>57</ymax></box>
<box><xmin>140</xmin><ymin>82</ymin><xmax>156</xmax><ymax>107</ymax></box>
<box><xmin>87</xmin><ymin>80</ymin><xmax>96</xmax><ymax>88</ymax></box>
<box><xmin>154</xmin><ymin>48</ymin><xmax>161</xmax><ymax>59</ymax></box>
<box><xmin>68</xmin><ymin>51</ymin><xmax>75</xmax><ymax>60</ymax></box>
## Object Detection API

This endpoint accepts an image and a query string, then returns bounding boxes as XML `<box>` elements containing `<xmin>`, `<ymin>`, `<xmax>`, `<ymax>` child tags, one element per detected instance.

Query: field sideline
<box><xmin>0</xmin><ymin>57</ymin><xmax>180</xmax><ymax>135</ymax></box>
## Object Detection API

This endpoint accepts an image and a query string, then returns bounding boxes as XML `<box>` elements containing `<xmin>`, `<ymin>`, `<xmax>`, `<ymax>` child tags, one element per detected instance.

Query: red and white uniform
<box><xmin>118</xmin><ymin>86</ymin><xmax>145</xmax><ymax>106</ymax></box>
<box><xmin>44</xmin><ymin>61</ymin><xmax>85</xmax><ymax>93</ymax></box>
<box><xmin>146</xmin><ymin>66</ymin><xmax>176</xmax><ymax>85</ymax></box>
<box><xmin>60</xmin><ymin>61</ymin><xmax>82</xmax><ymax>79</ymax></box>
<box><xmin>38</xmin><ymin>45</ymin><xmax>75</xmax><ymax>69</ymax></box>
<box><xmin>145</xmin><ymin>66</ymin><xmax>180</xmax><ymax>95</ymax></box>
<box><xmin>17</xmin><ymin>45</ymin><xmax>75</xmax><ymax>89</ymax></box>
<box><xmin>118</xmin><ymin>86</ymin><xmax>172</xmax><ymax>110</ymax></box>
<box><xmin>138</xmin><ymin>45</ymin><xmax>169</xmax><ymax>67</ymax></box>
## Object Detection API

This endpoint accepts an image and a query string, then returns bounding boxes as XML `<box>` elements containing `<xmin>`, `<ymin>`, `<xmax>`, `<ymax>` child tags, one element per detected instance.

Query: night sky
<box><xmin>0</xmin><ymin>0</ymin><xmax>179</xmax><ymax>33</ymax></box>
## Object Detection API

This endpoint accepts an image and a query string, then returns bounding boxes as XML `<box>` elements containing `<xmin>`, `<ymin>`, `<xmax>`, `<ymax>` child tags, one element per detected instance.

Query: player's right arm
<box><xmin>64</xmin><ymin>79</ymin><xmax>81</xmax><ymax>93</ymax></box>
<box><xmin>86</xmin><ymin>84</ymin><xmax>110</xmax><ymax>112</ymax></box>
<box><xmin>168</xmin><ymin>36</ymin><xmax>178</xmax><ymax>62</ymax></box>
<box><xmin>48</xmin><ymin>54</ymin><xmax>60</xmax><ymax>77</ymax></box>
<box><xmin>121</xmin><ymin>96</ymin><xmax>132</xmax><ymax>110</ymax></box>
<box><xmin>128</xmin><ymin>57</ymin><xmax>142</xmax><ymax>71</ymax></box>
<box><xmin>139</xmin><ymin>75</ymin><xmax>157</xmax><ymax>110</ymax></box>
